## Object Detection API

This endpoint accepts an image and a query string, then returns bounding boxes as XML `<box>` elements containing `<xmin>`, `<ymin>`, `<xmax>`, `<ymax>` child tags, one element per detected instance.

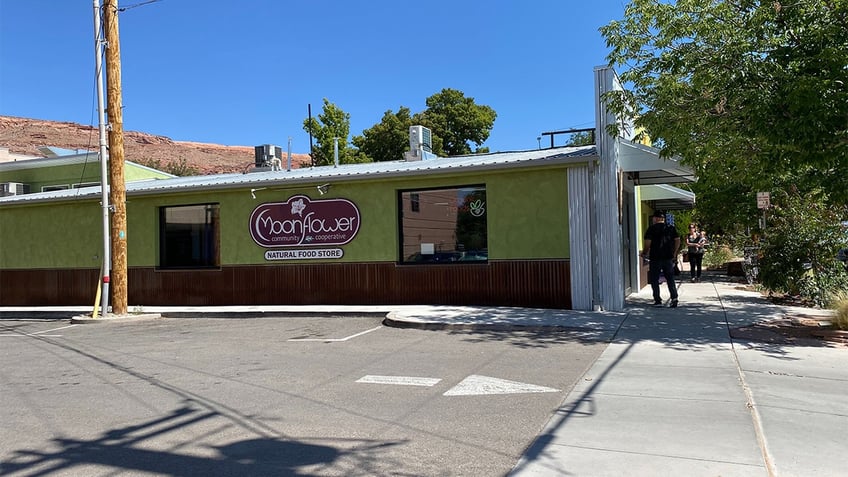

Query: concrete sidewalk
<box><xmin>510</xmin><ymin>275</ymin><xmax>846</xmax><ymax>477</ymax></box>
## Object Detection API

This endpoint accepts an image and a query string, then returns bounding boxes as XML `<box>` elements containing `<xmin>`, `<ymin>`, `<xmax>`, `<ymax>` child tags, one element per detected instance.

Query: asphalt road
<box><xmin>1</xmin><ymin>315</ymin><xmax>608</xmax><ymax>476</ymax></box>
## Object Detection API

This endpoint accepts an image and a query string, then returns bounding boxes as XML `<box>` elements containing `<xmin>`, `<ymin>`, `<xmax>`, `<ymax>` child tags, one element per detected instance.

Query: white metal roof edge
<box><xmin>0</xmin><ymin>146</ymin><xmax>597</xmax><ymax>205</ymax></box>
<box><xmin>0</xmin><ymin>152</ymin><xmax>99</xmax><ymax>170</ymax></box>
<box><xmin>128</xmin><ymin>147</ymin><xmax>597</xmax><ymax>196</ymax></box>
<box><xmin>639</xmin><ymin>183</ymin><xmax>695</xmax><ymax>201</ymax></box>
<box><xmin>0</xmin><ymin>151</ymin><xmax>173</xmax><ymax>178</ymax></box>
<box><xmin>619</xmin><ymin>138</ymin><xmax>695</xmax><ymax>183</ymax></box>
<box><xmin>619</xmin><ymin>137</ymin><xmax>680</xmax><ymax>161</ymax></box>
<box><xmin>639</xmin><ymin>183</ymin><xmax>696</xmax><ymax>210</ymax></box>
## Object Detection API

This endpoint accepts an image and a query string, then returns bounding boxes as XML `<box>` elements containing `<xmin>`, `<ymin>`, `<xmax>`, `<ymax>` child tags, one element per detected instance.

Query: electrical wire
<box><xmin>118</xmin><ymin>0</ymin><xmax>162</xmax><ymax>12</ymax></box>
<box><xmin>76</xmin><ymin>5</ymin><xmax>110</xmax><ymax>198</ymax></box>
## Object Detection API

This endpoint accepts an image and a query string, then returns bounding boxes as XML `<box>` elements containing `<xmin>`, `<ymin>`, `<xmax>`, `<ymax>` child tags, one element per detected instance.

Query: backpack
<box><xmin>653</xmin><ymin>224</ymin><xmax>677</xmax><ymax>259</ymax></box>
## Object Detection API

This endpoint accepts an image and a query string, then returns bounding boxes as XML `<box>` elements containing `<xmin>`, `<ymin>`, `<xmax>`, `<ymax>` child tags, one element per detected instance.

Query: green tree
<box><xmin>565</xmin><ymin>131</ymin><xmax>594</xmax><ymax>147</ymax></box>
<box><xmin>601</xmin><ymin>0</ymin><xmax>848</xmax><ymax>232</ymax></box>
<box><xmin>134</xmin><ymin>156</ymin><xmax>198</xmax><ymax>177</ymax></box>
<box><xmin>414</xmin><ymin>88</ymin><xmax>497</xmax><ymax>156</ymax></box>
<box><xmin>352</xmin><ymin>89</ymin><xmax>496</xmax><ymax>160</ymax></box>
<box><xmin>456</xmin><ymin>189</ymin><xmax>488</xmax><ymax>251</ymax></box>
<box><xmin>303</xmin><ymin>98</ymin><xmax>369</xmax><ymax>166</ymax></box>
<box><xmin>352</xmin><ymin>107</ymin><xmax>414</xmax><ymax>162</ymax></box>
<box><xmin>757</xmin><ymin>189</ymin><xmax>848</xmax><ymax>306</ymax></box>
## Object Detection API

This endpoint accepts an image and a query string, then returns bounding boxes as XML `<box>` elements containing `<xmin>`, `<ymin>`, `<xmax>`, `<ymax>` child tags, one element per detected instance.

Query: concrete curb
<box><xmin>70</xmin><ymin>313</ymin><xmax>163</xmax><ymax>324</ymax></box>
<box><xmin>158</xmin><ymin>311</ymin><xmax>389</xmax><ymax>319</ymax></box>
<box><xmin>383</xmin><ymin>312</ymin><xmax>600</xmax><ymax>332</ymax></box>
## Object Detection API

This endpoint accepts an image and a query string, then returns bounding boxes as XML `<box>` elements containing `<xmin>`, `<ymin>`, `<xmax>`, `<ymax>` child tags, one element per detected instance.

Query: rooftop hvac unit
<box><xmin>254</xmin><ymin>144</ymin><xmax>282</xmax><ymax>167</ymax></box>
<box><xmin>409</xmin><ymin>125</ymin><xmax>432</xmax><ymax>152</ymax></box>
<box><xmin>0</xmin><ymin>182</ymin><xmax>30</xmax><ymax>197</ymax></box>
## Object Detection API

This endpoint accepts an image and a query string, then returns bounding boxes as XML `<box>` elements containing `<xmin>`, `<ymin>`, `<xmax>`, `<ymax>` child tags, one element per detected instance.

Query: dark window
<box><xmin>71</xmin><ymin>182</ymin><xmax>100</xmax><ymax>189</ymax></box>
<box><xmin>42</xmin><ymin>185</ymin><xmax>69</xmax><ymax>192</ymax></box>
<box><xmin>159</xmin><ymin>204</ymin><xmax>220</xmax><ymax>269</ymax></box>
<box><xmin>399</xmin><ymin>186</ymin><xmax>487</xmax><ymax>263</ymax></box>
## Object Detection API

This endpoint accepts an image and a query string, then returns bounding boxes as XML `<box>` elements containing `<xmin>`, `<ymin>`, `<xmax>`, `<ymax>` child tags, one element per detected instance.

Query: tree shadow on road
<box><xmin>1</xmin><ymin>404</ymin><xmax>408</xmax><ymax>477</ymax></box>
<box><xmin>444</xmin><ymin>326</ymin><xmax>617</xmax><ymax>349</ymax></box>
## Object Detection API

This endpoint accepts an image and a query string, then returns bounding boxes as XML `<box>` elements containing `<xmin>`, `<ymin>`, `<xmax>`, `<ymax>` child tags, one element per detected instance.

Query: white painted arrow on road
<box><xmin>356</xmin><ymin>375</ymin><xmax>441</xmax><ymax>387</ymax></box>
<box><xmin>443</xmin><ymin>375</ymin><xmax>559</xmax><ymax>396</ymax></box>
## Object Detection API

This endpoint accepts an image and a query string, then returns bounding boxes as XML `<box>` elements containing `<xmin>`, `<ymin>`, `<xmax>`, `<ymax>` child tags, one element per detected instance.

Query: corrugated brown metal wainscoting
<box><xmin>0</xmin><ymin>261</ymin><xmax>571</xmax><ymax>309</ymax></box>
<box><xmin>0</xmin><ymin>268</ymin><xmax>100</xmax><ymax>305</ymax></box>
<box><xmin>138</xmin><ymin>260</ymin><xmax>572</xmax><ymax>308</ymax></box>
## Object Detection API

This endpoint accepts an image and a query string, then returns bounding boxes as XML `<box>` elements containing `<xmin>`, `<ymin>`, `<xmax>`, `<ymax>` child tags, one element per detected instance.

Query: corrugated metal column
<box><xmin>594</xmin><ymin>66</ymin><xmax>626</xmax><ymax>311</ymax></box>
<box><xmin>568</xmin><ymin>166</ymin><xmax>592</xmax><ymax>310</ymax></box>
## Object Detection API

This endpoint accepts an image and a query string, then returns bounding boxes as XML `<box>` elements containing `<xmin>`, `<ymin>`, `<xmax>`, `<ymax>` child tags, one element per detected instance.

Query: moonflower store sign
<box><xmin>264</xmin><ymin>248</ymin><xmax>344</xmax><ymax>261</ymax></box>
<box><xmin>249</xmin><ymin>195</ymin><xmax>361</xmax><ymax>255</ymax></box>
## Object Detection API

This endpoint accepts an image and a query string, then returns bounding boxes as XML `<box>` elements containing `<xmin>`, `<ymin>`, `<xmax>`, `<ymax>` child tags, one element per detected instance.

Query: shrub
<box><xmin>757</xmin><ymin>190</ymin><xmax>848</xmax><ymax>306</ymax></box>
<box><xmin>703</xmin><ymin>244</ymin><xmax>735</xmax><ymax>269</ymax></box>
<box><xmin>831</xmin><ymin>293</ymin><xmax>848</xmax><ymax>330</ymax></box>
<box><xmin>135</xmin><ymin>156</ymin><xmax>199</xmax><ymax>176</ymax></box>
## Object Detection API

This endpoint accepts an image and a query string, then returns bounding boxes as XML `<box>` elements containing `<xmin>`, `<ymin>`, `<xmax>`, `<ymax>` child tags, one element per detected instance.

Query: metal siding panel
<box><xmin>0</xmin><ymin>268</ymin><xmax>98</xmax><ymax>305</ymax></box>
<box><xmin>597</xmin><ymin>141</ymin><xmax>625</xmax><ymax>311</ymax></box>
<box><xmin>594</xmin><ymin>66</ymin><xmax>626</xmax><ymax>311</ymax></box>
<box><xmin>568</xmin><ymin>167</ymin><xmax>592</xmax><ymax>310</ymax></box>
<box><xmin>1</xmin><ymin>262</ymin><xmax>571</xmax><ymax>309</ymax></box>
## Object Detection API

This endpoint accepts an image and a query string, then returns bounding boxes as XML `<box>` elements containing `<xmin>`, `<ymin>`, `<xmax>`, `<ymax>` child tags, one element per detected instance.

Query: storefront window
<box><xmin>399</xmin><ymin>186</ymin><xmax>488</xmax><ymax>263</ymax></box>
<box><xmin>159</xmin><ymin>204</ymin><xmax>220</xmax><ymax>269</ymax></box>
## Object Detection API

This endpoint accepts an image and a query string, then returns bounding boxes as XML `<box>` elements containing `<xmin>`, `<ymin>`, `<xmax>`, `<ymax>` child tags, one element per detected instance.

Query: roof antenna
<box><xmin>307</xmin><ymin>103</ymin><xmax>315</xmax><ymax>167</ymax></box>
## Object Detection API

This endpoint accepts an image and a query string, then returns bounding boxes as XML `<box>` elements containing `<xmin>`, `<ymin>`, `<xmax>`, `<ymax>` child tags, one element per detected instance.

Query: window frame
<box><xmin>41</xmin><ymin>184</ymin><xmax>70</xmax><ymax>192</ymax></box>
<box><xmin>158</xmin><ymin>202</ymin><xmax>221</xmax><ymax>270</ymax></box>
<box><xmin>397</xmin><ymin>184</ymin><xmax>488</xmax><ymax>265</ymax></box>
<box><xmin>71</xmin><ymin>182</ymin><xmax>100</xmax><ymax>189</ymax></box>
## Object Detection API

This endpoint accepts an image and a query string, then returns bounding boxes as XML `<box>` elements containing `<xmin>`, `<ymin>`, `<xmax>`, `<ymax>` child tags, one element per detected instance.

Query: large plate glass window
<box><xmin>399</xmin><ymin>185</ymin><xmax>487</xmax><ymax>263</ymax></box>
<box><xmin>159</xmin><ymin>203</ymin><xmax>220</xmax><ymax>269</ymax></box>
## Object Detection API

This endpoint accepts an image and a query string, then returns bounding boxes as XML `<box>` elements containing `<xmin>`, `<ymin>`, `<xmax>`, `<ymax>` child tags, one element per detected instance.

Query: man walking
<box><xmin>642</xmin><ymin>211</ymin><xmax>680</xmax><ymax>307</ymax></box>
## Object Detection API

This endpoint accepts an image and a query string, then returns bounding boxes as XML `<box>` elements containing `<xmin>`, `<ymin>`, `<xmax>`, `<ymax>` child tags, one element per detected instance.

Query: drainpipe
<box><xmin>333</xmin><ymin>137</ymin><xmax>339</xmax><ymax>167</ymax></box>
<box><xmin>286</xmin><ymin>137</ymin><xmax>292</xmax><ymax>171</ymax></box>
<box><xmin>588</xmin><ymin>156</ymin><xmax>601</xmax><ymax>311</ymax></box>
<box><xmin>589</xmin><ymin>67</ymin><xmax>604</xmax><ymax>311</ymax></box>
<box><xmin>93</xmin><ymin>0</ymin><xmax>111</xmax><ymax>317</ymax></box>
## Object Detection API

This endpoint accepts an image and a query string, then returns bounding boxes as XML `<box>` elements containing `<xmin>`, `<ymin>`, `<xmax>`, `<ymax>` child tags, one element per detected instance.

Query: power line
<box><xmin>118</xmin><ymin>0</ymin><xmax>161</xmax><ymax>12</ymax></box>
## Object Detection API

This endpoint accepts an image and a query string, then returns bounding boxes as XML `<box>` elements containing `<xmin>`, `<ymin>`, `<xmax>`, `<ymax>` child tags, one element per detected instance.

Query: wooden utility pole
<box><xmin>103</xmin><ymin>0</ymin><xmax>128</xmax><ymax>314</ymax></box>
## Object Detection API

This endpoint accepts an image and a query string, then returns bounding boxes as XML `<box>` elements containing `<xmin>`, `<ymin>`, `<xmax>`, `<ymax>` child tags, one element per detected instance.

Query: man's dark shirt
<box><xmin>645</xmin><ymin>223</ymin><xmax>677</xmax><ymax>260</ymax></box>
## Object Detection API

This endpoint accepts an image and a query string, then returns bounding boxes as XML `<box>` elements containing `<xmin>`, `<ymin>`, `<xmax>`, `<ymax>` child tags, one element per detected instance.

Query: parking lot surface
<box><xmin>1</xmin><ymin>315</ymin><xmax>607</xmax><ymax>476</ymax></box>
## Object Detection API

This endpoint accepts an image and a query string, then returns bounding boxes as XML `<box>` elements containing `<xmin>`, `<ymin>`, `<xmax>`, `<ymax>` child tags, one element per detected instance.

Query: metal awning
<box><xmin>619</xmin><ymin>139</ymin><xmax>695</xmax><ymax>185</ymax></box>
<box><xmin>639</xmin><ymin>183</ymin><xmax>695</xmax><ymax>210</ymax></box>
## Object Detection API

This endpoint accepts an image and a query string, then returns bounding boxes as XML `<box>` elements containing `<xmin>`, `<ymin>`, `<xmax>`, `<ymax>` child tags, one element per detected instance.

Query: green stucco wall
<box><xmin>125</xmin><ymin>163</ymin><xmax>172</xmax><ymax>182</ymax></box>
<box><xmin>0</xmin><ymin>200</ymin><xmax>104</xmax><ymax>269</ymax></box>
<box><xmin>0</xmin><ymin>164</ymin><xmax>571</xmax><ymax>269</ymax></box>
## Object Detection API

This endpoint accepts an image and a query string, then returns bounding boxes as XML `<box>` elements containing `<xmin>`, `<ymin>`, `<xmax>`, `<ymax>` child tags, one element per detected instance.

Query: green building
<box><xmin>0</xmin><ymin>68</ymin><xmax>694</xmax><ymax>311</ymax></box>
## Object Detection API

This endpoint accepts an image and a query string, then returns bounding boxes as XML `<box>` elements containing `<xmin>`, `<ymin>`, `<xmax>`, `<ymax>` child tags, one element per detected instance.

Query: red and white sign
<box><xmin>249</xmin><ymin>195</ymin><xmax>361</xmax><ymax>248</ymax></box>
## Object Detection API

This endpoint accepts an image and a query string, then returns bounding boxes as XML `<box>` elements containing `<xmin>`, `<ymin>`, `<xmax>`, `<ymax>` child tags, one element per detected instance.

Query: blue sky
<box><xmin>0</xmin><ymin>0</ymin><xmax>628</xmax><ymax>154</ymax></box>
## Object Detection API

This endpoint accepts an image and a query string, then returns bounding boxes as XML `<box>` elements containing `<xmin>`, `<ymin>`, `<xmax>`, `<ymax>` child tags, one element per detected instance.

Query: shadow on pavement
<box><xmin>511</xmin><ymin>270</ymin><xmax>844</xmax><ymax>475</ymax></box>
<box><xmin>0</xmin><ymin>311</ymin><xmax>81</xmax><ymax>320</ymax></box>
<box><xmin>2</xmin><ymin>404</ymin><xmax>404</xmax><ymax>476</ymax></box>
<box><xmin>442</xmin><ymin>326</ymin><xmax>618</xmax><ymax>349</ymax></box>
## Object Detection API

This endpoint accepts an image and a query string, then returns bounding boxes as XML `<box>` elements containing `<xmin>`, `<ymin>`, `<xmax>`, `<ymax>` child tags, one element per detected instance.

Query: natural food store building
<box><xmin>0</xmin><ymin>68</ymin><xmax>694</xmax><ymax>311</ymax></box>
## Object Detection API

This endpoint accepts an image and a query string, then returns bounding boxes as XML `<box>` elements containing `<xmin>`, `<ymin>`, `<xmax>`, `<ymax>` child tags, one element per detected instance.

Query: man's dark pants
<box><xmin>649</xmin><ymin>258</ymin><xmax>678</xmax><ymax>303</ymax></box>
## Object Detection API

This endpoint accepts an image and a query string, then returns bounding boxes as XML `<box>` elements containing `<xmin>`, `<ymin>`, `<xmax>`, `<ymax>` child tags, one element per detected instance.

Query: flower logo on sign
<box><xmin>291</xmin><ymin>198</ymin><xmax>306</xmax><ymax>217</ymax></box>
<box><xmin>469</xmin><ymin>199</ymin><xmax>485</xmax><ymax>217</ymax></box>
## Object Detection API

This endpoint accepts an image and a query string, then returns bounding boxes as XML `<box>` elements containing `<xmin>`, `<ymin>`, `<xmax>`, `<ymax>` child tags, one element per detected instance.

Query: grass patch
<box><xmin>831</xmin><ymin>293</ymin><xmax>848</xmax><ymax>330</ymax></box>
